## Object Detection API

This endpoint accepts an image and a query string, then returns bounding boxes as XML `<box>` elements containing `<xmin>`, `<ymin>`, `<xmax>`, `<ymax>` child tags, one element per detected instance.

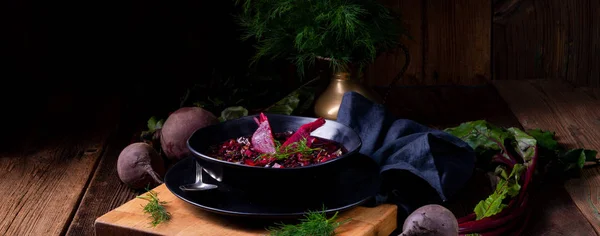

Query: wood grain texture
<box><xmin>65</xmin><ymin>89</ymin><xmax>183</xmax><ymax>236</ymax></box>
<box><xmin>65</xmin><ymin>117</ymin><xmax>138</xmax><ymax>235</ymax></box>
<box><xmin>493</xmin><ymin>0</ymin><xmax>529</xmax><ymax>22</ymax></box>
<box><xmin>366</xmin><ymin>0</ymin><xmax>423</xmax><ymax>87</ymax></box>
<box><xmin>524</xmin><ymin>184</ymin><xmax>597</xmax><ymax>236</ymax></box>
<box><xmin>494</xmin><ymin>79</ymin><xmax>600</xmax><ymax>235</ymax></box>
<box><xmin>95</xmin><ymin>184</ymin><xmax>398</xmax><ymax>236</ymax></box>
<box><xmin>424</xmin><ymin>0</ymin><xmax>491</xmax><ymax>85</ymax></box>
<box><xmin>366</xmin><ymin>0</ymin><xmax>491</xmax><ymax>86</ymax></box>
<box><xmin>493</xmin><ymin>0</ymin><xmax>600</xmax><ymax>87</ymax></box>
<box><xmin>377</xmin><ymin>85</ymin><xmax>521</xmax><ymax>129</ymax></box>
<box><xmin>0</xmin><ymin>94</ymin><xmax>122</xmax><ymax>236</ymax></box>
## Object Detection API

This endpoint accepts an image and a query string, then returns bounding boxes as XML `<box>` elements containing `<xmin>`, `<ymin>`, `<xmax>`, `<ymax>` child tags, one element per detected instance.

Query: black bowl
<box><xmin>186</xmin><ymin>113</ymin><xmax>362</xmax><ymax>202</ymax></box>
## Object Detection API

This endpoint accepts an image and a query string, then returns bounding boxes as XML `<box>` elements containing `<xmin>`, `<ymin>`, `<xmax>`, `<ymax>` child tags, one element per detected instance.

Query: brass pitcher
<box><xmin>314</xmin><ymin>71</ymin><xmax>381</xmax><ymax>120</ymax></box>
<box><xmin>313</xmin><ymin>44</ymin><xmax>409</xmax><ymax>120</ymax></box>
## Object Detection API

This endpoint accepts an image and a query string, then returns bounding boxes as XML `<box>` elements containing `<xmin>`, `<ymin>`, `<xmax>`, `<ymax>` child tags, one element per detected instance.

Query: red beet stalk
<box><xmin>492</xmin><ymin>153</ymin><xmax>516</xmax><ymax>167</ymax></box>
<box><xmin>458</xmin><ymin>195</ymin><xmax>529</xmax><ymax>234</ymax></box>
<box><xmin>476</xmin><ymin>206</ymin><xmax>529</xmax><ymax>236</ymax></box>
<box><xmin>458</xmin><ymin>195</ymin><xmax>520</xmax><ymax>226</ymax></box>
<box><xmin>457</xmin><ymin>213</ymin><xmax>476</xmax><ymax>224</ymax></box>
<box><xmin>460</xmin><ymin>219</ymin><xmax>520</xmax><ymax>236</ymax></box>
<box><xmin>457</xmin><ymin>199</ymin><xmax>517</xmax><ymax>224</ymax></box>
<box><xmin>512</xmin><ymin>206</ymin><xmax>533</xmax><ymax>236</ymax></box>
<box><xmin>466</xmin><ymin>205</ymin><xmax>532</xmax><ymax>236</ymax></box>
<box><xmin>459</xmin><ymin>215</ymin><xmax>523</xmax><ymax>236</ymax></box>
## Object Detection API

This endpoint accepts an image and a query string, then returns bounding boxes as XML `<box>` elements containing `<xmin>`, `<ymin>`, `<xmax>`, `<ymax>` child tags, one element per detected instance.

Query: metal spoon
<box><xmin>179</xmin><ymin>161</ymin><xmax>218</xmax><ymax>191</ymax></box>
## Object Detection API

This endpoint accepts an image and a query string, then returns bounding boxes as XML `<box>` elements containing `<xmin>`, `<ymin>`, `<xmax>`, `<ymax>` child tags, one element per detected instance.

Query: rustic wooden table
<box><xmin>1</xmin><ymin>80</ymin><xmax>598</xmax><ymax>235</ymax></box>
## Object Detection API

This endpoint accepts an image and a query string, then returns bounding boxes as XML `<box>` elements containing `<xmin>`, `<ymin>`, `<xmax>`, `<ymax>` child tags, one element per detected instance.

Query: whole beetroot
<box><xmin>399</xmin><ymin>204</ymin><xmax>458</xmax><ymax>236</ymax></box>
<box><xmin>117</xmin><ymin>142</ymin><xmax>166</xmax><ymax>189</ymax></box>
<box><xmin>160</xmin><ymin>107</ymin><xmax>218</xmax><ymax>160</ymax></box>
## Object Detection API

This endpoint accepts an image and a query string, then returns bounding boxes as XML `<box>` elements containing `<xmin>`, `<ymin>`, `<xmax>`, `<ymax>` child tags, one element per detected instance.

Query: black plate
<box><xmin>164</xmin><ymin>155</ymin><xmax>381</xmax><ymax>218</ymax></box>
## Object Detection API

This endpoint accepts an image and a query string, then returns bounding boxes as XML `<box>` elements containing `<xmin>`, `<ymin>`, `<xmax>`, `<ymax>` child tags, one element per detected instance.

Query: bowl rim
<box><xmin>186</xmin><ymin>113</ymin><xmax>362</xmax><ymax>170</ymax></box>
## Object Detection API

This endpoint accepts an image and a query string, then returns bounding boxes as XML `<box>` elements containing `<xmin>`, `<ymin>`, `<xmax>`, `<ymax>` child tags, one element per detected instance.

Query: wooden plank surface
<box><xmin>424</xmin><ymin>0</ymin><xmax>491</xmax><ymax>85</ymax></box>
<box><xmin>0</xmin><ymin>94</ymin><xmax>122</xmax><ymax>236</ymax></box>
<box><xmin>494</xmin><ymin>79</ymin><xmax>600</xmax><ymax>235</ymax></box>
<box><xmin>525</xmin><ymin>183</ymin><xmax>597</xmax><ymax>236</ymax></box>
<box><xmin>65</xmin><ymin>113</ymin><xmax>138</xmax><ymax>235</ymax></box>
<box><xmin>95</xmin><ymin>184</ymin><xmax>397</xmax><ymax>236</ymax></box>
<box><xmin>493</xmin><ymin>0</ymin><xmax>600</xmax><ymax>87</ymax></box>
<box><xmin>65</xmin><ymin>90</ymin><xmax>183</xmax><ymax>236</ymax></box>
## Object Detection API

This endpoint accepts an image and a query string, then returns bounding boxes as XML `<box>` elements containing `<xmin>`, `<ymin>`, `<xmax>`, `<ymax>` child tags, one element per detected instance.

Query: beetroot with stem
<box><xmin>117</xmin><ymin>142</ymin><xmax>166</xmax><ymax>189</ymax></box>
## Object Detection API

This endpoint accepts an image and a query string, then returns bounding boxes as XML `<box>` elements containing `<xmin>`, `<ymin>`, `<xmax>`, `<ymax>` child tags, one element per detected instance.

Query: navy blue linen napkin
<box><xmin>336</xmin><ymin>92</ymin><xmax>475</xmax><ymax>219</ymax></box>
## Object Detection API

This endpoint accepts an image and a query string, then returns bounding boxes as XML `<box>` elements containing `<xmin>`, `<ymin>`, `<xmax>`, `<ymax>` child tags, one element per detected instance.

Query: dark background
<box><xmin>3</xmin><ymin>0</ymin><xmax>255</xmax><ymax>93</ymax></box>
<box><xmin>3</xmin><ymin>0</ymin><xmax>600</xmax><ymax>143</ymax></box>
<box><xmin>1</xmin><ymin>0</ymin><xmax>299</xmax><ymax>138</ymax></box>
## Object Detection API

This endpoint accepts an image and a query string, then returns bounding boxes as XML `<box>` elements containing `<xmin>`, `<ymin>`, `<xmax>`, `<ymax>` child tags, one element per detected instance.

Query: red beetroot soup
<box><xmin>206</xmin><ymin>131</ymin><xmax>347</xmax><ymax>168</ymax></box>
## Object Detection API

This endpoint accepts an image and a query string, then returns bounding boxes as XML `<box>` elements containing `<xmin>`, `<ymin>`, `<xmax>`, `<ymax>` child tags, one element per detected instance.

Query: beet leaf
<box><xmin>473</xmin><ymin>164</ymin><xmax>525</xmax><ymax>220</ymax></box>
<box><xmin>560</xmin><ymin>149</ymin><xmax>598</xmax><ymax>171</ymax></box>
<box><xmin>445</xmin><ymin>121</ymin><xmax>536</xmax><ymax>220</ymax></box>
<box><xmin>527</xmin><ymin>129</ymin><xmax>558</xmax><ymax>150</ymax></box>
<box><xmin>147</xmin><ymin>116</ymin><xmax>165</xmax><ymax>132</ymax></box>
<box><xmin>527</xmin><ymin>129</ymin><xmax>598</xmax><ymax>175</ymax></box>
<box><xmin>444</xmin><ymin>120</ymin><xmax>510</xmax><ymax>156</ymax></box>
<box><xmin>447</xmin><ymin>122</ymin><xmax>599</xmax><ymax>234</ymax></box>
<box><xmin>506</xmin><ymin>128</ymin><xmax>536</xmax><ymax>163</ymax></box>
<box><xmin>219</xmin><ymin>106</ymin><xmax>249</xmax><ymax>122</ymax></box>
<box><xmin>140</xmin><ymin>116</ymin><xmax>165</xmax><ymax>151</ymax></box>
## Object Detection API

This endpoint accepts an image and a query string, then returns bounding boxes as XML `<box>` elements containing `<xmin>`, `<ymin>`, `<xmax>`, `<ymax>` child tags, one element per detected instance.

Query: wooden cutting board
<box><xmin>95</xmin><ymin>184</ymin><xmax>398</xmax><ymax>236</ymax></box>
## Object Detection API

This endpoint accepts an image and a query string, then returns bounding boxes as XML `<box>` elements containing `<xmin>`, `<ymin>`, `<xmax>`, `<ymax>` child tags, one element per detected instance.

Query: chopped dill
<box><xmin>267</xmin><ymin>209</ymin><xmax>350</xmax><ymax>236</ymax></box>
<box><xmin>137</xmin><ymin>189</ymin><xmax>171</xmax><ymax>227</ymax></box>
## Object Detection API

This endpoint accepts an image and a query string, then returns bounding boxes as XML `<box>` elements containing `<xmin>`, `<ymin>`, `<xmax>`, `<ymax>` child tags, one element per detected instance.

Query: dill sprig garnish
<box><xmin>258</xmin><ymin>138</ymin><xmax>323</xmax><ymax>161</ymax></box>
<box><xmin>137</xmin><ymin>189</ymin><xmax>172</xmax><ymax>227</ymax></box>
<box><xmin>267</xmin><ymin>209</ymin><xmax>350</xmax><ymax>236</ymax></box>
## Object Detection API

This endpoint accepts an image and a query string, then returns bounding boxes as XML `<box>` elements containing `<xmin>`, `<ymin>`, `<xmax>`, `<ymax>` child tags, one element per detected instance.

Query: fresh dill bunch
<box><xmin>233</xmin><ymin>0</ymin><xmax>405</xmax><ymax>79</ymax></box>
<box><xmin>267</xmin><ymin>210</ymin><xmax>350</xmax><ymax>236</ymax></box>
<box><xmin>137</xmin><ymin>189</ymin><xmax>172</xmax><ymax>227</ymax></box>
